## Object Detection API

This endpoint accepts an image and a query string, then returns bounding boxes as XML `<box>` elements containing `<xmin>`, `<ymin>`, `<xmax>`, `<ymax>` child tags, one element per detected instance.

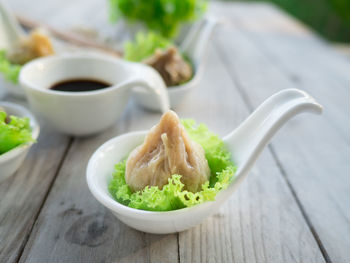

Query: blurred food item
<box><xmin>0</xmin><ymin>107</ymin><xmax>9</xmax><ymax>123</ymax></box>
<box><xmin>124</xmin><ymin>31</ymin><xmax>193</xmax><ymax>86</ymax></box>
<box><xmin>0</xmin><ymin>50</ymin><xmax>21</xmax><ymax>83</ymax></box>
<box><xmin>143</xmin><ymin>46</ymin><xmax>193</xmax><ymax>86</ymax></box>
<box><xmin>124</xmin><ymin>31</ymin><xmax>172</xmax><ymax>62</ymax></box>
<box><xmin>0</xmin><ymin>110</ymin><xmax>34</xmax><ymax>155</ymax></box>
<box><xmin>109</xmin><ymin>0</ymin><xmax>208</xmax><ymax>38</ymax></box>
<box><xmin>6</xmin><ymin>28</ymin><xmax>54</xmax><ymax>65</ymax></box>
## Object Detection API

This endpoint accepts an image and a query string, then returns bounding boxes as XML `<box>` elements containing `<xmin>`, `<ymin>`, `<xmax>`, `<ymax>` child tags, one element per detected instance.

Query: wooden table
<box><xmin>1</xmin><ymin>1</ymin><xmax>350</xmax><ymax>262</ymax></box>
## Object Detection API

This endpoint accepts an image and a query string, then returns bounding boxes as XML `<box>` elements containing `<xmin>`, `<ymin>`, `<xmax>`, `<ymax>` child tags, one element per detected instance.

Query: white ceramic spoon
<box><xmin>0</xmin><ymin>0</ymin><xmax>25</xmax><ymax>49</ymax></box>
<box><xmin>132</xmin><ymin>17</ymin><xmax>218</xmax><ymax>110</ymax></box>
<box><xmin>0</xmin><ymin>0</ymin><xmax>27</xmax><ymax>97</ymax></box>
<box><xmin>87</xmin><ymin>88</ymin><xmax>322</xmax><ymax>234</ymax></box>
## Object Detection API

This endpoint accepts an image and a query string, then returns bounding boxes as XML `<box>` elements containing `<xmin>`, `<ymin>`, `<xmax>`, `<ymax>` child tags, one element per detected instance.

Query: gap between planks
<box><xmin>268</xmin><ymin>146</ymin><xmax>332</xmax><ymax>263</ymax></box>
<box><xmin>177</xmin><ymin>233</ymin><xmax>181</xmax><ymax>263</ymax></box>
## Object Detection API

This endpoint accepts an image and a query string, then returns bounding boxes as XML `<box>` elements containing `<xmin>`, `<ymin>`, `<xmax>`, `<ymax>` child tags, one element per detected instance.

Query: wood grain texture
<box><xmin>212</xmin><ymin>3</ymin><xmax>350</xmax><ymax>262</ymax></box>
<box><xmin>0</xmin><ymin>96</ymin><xmax>71</xmax><ymax>263</ymax></box>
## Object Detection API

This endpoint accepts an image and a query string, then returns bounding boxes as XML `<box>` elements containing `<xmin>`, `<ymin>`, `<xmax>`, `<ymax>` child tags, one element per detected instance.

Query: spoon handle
<box><xmin>0</xmin><ymin>0</ymin><xmax>25</xmax><ymax>49</ymax></box>
<box><xmin>224</xmin><ymin>89</ymin><xmax>322</xmax><ymax>177</ymax></box>
<box><xmin>180</xmin><ymin>17</ymin><xmax>217</xmax><ymax>65</ymax></box>
<box><xmin>119</xmin><ymin>64</ymin><xmax>170</xmax><ymax>113</ymax></box>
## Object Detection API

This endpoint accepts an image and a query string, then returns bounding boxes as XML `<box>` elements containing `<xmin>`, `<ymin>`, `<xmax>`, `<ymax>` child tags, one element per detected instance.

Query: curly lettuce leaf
<box><xmin>0</xmin><ymin>50</ymin><xmax>21</xmax><ymax>84</ymax></box>
<box><xmin>0</xmin><ymin>111</ymin><xmax>34</xmax><ymax>154</ymax></box>
<box><xmin>108</xmin><ymin>119</ymin><xmax>236</xmax><ymax>211</ymax></box>
<box><xmin>109</xmin><ymin>0</ymin><xmax>208</xmax><ymax>38</ymax></box>
<box><xmin>182</xmin><ymin>119</ymin><xmax>233</xmax><ymax>185</ymax></box>
<box><xmin>124</xmin><ymin>31</ymin><xmax>172</xmax><ymax>62</ymax></box>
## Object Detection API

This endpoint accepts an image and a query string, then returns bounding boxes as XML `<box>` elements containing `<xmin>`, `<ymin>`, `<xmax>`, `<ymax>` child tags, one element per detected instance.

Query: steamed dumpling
<box><xmin>125</xmin><ymin>111</ymin><xmax>210</xmax><ymax>193</ymax></box>
<box><xmin>143</xmin><ymin>46</ymin><xmax>193</xmax><ymax>86</ymax></box>
<box><xmin>6</xmin><ymin>28</ymin><xmax>54</xmax><ymax>65</ymax></box>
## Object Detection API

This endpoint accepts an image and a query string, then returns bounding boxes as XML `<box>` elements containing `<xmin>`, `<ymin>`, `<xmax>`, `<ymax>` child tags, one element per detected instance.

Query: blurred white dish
<box><xmin>133</xmin><ymin>17</ymin><xmax>218</xmax><ymax>111</ymax></box>
<box><xmin>19</xmin><ymin>53</ymin><xmax>169</xmax><ymax>136</ymax></box>
<box><xmin>87</xmin><ymin>89</ymin><xmax>322</xmax><ymax>234</ymax></box>
<box><xmin>0</xmin><ymin>101</ymin><xmax>39</xmax><ymax>181</ymax></box>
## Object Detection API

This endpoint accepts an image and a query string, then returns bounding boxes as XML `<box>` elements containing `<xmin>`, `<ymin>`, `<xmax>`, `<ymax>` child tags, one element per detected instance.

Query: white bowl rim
<box><xmin>0</xmin><ymin>102</ymin><xmax>40</xmax><ymax>162</ymax></box>
<box><xmin>19</xmin><ymin>53</ymin><xmax>142</xmax><ymax>97</ymax></box>
<box><xmin>86</xmin><ymin>130</ymin><xmax>229</xmax><ymax>220</ymax></box>
<box><xmin>168</xmin><ymin>66</ymin><xmax>201</xmax><ymax>91</ymax></box>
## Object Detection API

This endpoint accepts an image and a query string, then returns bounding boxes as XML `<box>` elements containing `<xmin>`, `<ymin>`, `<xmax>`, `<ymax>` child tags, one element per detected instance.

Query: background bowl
<box><xmin>0</xmin><ymin>102</ymin><xmax>40</xmax><ymax>181</ymax></box>
<box><xmin>19</xmin><ymin>54</ymin><xmax>169</xmax><ymax>136</ymax></box>
<box><xmin>132</xmin><ymin>17</ymin><xmax>217</xmax><ymax>111</ymax></box>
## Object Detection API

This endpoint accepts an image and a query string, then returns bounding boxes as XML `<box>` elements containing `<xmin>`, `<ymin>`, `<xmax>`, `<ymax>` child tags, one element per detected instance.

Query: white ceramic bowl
<box><xmin>0</xmin><ymin>102</ymin><xmax>39</xmax><ymax>181</ymax></box>
<box><xmin>19</xmin><ymin>53</ymin><xmax>169</xmax><ymax>136</ymax></box>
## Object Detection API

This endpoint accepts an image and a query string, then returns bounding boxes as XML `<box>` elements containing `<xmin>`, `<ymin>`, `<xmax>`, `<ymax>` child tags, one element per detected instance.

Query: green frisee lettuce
<box><xmin>108</xmin><ymin>119</ymin><xmax>236</xmax><ymax>211</ymax></box>
<box><xmin>0</xmin><ymin>111</ymin><xmax>34</xmax><ymax>154</ymax></box>
<box><xmin>109</xmin><ymin>0</ymin><xmax>208</xmax><ymax>38</ymax></box>
<box><xmin>0</xmin><ymin>50</ymin><xmax>21</xmax><ymax>84</ymax></box>
<box><xmin>124</xmin><ymin>31</ymin><xmax>173</xmax><ymax>62</ymax></box>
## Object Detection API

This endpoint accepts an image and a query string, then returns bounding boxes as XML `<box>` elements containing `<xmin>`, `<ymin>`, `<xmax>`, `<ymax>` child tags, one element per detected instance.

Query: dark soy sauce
<box><xmin>50</xmin><ymin>79</ymin><xmax>111</xmax><ymax>92</ymax></box>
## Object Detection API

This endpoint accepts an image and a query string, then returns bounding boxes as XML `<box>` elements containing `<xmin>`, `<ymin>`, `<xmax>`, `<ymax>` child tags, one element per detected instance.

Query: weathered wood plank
<box><xmin>212</xmin><ymin>3</ymin><xmax>350</xmax><ymax>262</ymax></box>
<box><xmin>0</xmin><ymin>95</ymin><xmax>71</xmax><ymax>263</ymax></box>
<box><xmin>212</xmin><ymin>2</ymin><xmax>350</xmax><ymax>138</ymax></box>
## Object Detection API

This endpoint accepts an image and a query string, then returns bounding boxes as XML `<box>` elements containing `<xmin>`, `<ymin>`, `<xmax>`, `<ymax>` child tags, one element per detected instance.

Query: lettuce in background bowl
<box><xmin>0</xmin><ymin>50</ymin><xmax>24</xmax><ymax>97</ymax></box>
<box><xmin>0</xmin><ymin>110</ymin><xmax>34</xmax><ymax>154</ymax></box>
<box><xmin>0</xmin><ymin>102</ymin><xmax>39</xmax><ymax>180</ymax></box>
